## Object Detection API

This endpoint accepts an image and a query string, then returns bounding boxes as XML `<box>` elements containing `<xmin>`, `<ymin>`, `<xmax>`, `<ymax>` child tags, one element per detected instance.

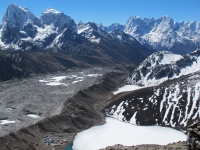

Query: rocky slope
<box><xmin>125</xmin><ymin>49</ymin><xmax>200</xmax><ymax>86</ymax></box>
<box><xmin>103</xmin><ymin>49</ymin><xmax>200</xmax><ymax>130</ymax></box>
<box><xmin>0</xmin><ymin>50</ymin><xmax>117</xmax><ymax>81</ymax></box>
<box><xmin>104</xmin><ymin>70</ymin><xmax>200</xmax><ymax>130</ymax></box>
<box><xmin>0</xmin><ymin>72</ymin><xmax>125</xmax><ymax>150</ymax></box>
<box><xmin>0</xmin><ymin>52</ymin><xmax>28</xmax><ymax>81</ymax></box>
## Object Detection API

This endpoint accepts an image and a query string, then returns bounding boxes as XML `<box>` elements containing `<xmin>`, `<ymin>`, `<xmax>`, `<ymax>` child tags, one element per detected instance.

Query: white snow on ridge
<box><xmin>89</xmin><ymin>38</ymin><xmax>100</xmax><ymax>43</ymax></box>
<box><xmin>179</xmin><ymin>56</ymin><xmax>200</xmax><ymax>76</ymax></box>
<box><xmin>129</xmin><ymin>112</ymin><xmax>137</xmax><ymax>125</ymax></box>
<box><xmin>160</xmin><ymin>53</ymin><xmax>183</xmax><ymax>65</ymax></box>
<box><xmin>34</xmin><ymin>25</ymin><xmax>58</xmax><ymax>42</ymax></box>
<box><xmin>77</xmin><ymin>26</ymin><xmax>90</xmax><ymax>34</ymax></box>
<box><xmin>113</xmin><ymin>85</ymin><xmax>142</xmax><ymax>95</ymax></box>
<box><xmin>72</xmin><ymin>117</ymin><xmax>186</xmax><ymax>150</ymax></box>
<box><xmin>128</xmin><ymin>50</ymin><xmax>200</xmax><ymax>87</ymax></box>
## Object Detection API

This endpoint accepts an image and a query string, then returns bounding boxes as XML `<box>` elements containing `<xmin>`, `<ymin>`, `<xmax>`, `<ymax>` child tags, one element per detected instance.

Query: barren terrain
<box><xmin>0</xmin><ymin>67</ymin><xmax>115</xmax><ymax>137</ymax></box>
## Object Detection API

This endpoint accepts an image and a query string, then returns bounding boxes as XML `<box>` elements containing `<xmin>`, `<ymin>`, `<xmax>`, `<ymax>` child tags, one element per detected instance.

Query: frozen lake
<box><xmin>72</xmin><ymin>117</ymin><xmax>186</xmax><ymax>150</ymax></box>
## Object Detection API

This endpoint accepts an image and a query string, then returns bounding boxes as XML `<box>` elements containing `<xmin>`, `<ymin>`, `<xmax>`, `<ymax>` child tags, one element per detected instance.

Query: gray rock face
<box><xmin>1</xmin><ymin>3</ymin><xmax>40</xmax><ymax>44</ymax></box>
<box><xmin>40</xmin><ymin>8</ymin><xmax>77</xmax><ymax>31</ymax></box>
<box><xmin>126</xmin><ymin>50</ymin><xmax>200</xmax><ymax>86</ymax></box>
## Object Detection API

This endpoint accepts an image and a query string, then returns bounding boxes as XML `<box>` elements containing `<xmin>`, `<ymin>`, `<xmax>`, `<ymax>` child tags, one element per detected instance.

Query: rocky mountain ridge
<box><xmin>125</xmin><ymin>49</ymin><xmax>200</xmax><ymax>86</ymax></box>
<box><xmin>0</xmin><ymin>3</ymin><xmax>153</xmax><ymax>66</ymax></box>
<box><xmin>0</xmin><ymin>3</ymin><xmax>199</xmax><ymax>55</ymax></box>
<box><xmin>104</xmin><ymin>70</ymin><xmax>200</xmax><ymax>131</ymax></box>
<box><xmin>103</xmin><ymin>49</ymin><xmax>200</xmax><ymax>131</ymax></box>
<box><xmin>98</xmin><ymin>15</ymin><xmax>200</xmax><ymax>54</ymax></box>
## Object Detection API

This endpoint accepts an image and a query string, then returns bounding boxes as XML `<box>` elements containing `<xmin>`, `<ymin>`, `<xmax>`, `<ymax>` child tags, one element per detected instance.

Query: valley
<box><xmin>0</xmin><ymin>68</ymin><xmax>127</xmax><ymax>150</ymax></box>
<box><xmin>0</xmin><ymin>67</ymin><xmax>113</xmax><ymax>137</ymax></box>
<box><xmin>0</xmin><ymin>2</ymin><xmax>199</xmax><ymax>150</ymax></box>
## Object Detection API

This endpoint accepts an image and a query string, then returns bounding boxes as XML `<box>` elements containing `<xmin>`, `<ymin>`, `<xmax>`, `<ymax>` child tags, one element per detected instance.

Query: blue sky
<box><xmin>0</xmin><ymin>0</ymin><xmax>199</xmax><ymax>26</ymax></box>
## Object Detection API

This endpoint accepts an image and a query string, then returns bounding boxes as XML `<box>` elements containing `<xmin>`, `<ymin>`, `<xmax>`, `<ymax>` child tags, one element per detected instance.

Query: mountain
<box><xmin>0</xmin><ymin>3</ymin><xmax>40</xmax><ymax>45</ymax></box>
<box><xmin>104</xmin><ymin>70</ymin><xmax>200</xmax><ymax>130</ymax></box>
<box><xmin>76</xmin><ymin>22</ymin><xmax>154</xmax><ymax>64</ymax></box>
<box><xmin>0</xmin><ymin>3</ymin><xmax>153</xmax><ymax>65</ymax></box>
<box><xmin>103</xmin><ymin>49</ymin><xmax>200</xmax><ymax>130</ymax></box>
<box><xmin>0</xmin><ymin>4</ymin><xmax>199</xmax><ymax>55</ymax></box>
<box><xmin>124</xmin><ymin>15</ymin><xmax>200</xmax><ymax>54</ymax></box>
<box><xmin>97</xmin><ymin>23</ymin><xmax>124</xmax><ymax>33</ymax></box>
<box><xmin>96</xmin><ymin>15</ymin><xmax>199</xmax><ymax>54</ymax></box>
<box><xmin>40</xmin><ymin>8</ymin><xmax>76</xmax><ymax>31</ymax></box>
<box><xmin>0</xmin><ymin>52</ymin><xmax>28</xmax><ymax>81</ymax></box>
<box><xmin>125</xmin><ymin>49</ymin><xmax>200</xmax><ymax>86</ymax></box>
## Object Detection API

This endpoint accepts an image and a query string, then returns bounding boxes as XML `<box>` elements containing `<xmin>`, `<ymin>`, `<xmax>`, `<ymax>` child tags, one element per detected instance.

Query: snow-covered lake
<box><xmin>72</xmin><ymin>117</ymin><xmax>186</xmax><ymax>150</ymax></box>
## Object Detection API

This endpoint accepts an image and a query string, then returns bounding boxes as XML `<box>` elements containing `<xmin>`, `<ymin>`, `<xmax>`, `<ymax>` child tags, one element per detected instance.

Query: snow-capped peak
<box><xmin>76</xmin><ymin>20</ymin><xmax>84</xmax><ymax>25</ymax></box>
<box><xmin>40</xmin><ymin>8</ymin><xmax>76</xmax><ymax>31</ymax></box>
<box><xmin>2</xmin><ymin>3</ymin><xmax>39</xmax><ymax>30</ymax></box>
<box><xmin>42</xmin><ymin>8</ymin><xmax>61</xmax><ymax>14</ymax></box>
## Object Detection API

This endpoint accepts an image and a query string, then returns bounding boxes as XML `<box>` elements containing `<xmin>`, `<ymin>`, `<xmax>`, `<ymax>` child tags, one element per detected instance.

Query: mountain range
<box><xmin>0</xmin><ymin>3</ymin><xmax>199</xmax><ymax>56</ymax></box>
<box><xmin>0</xmin><ymin>3</ymin><xmax>200</xmax><ymax>150</ymax></box>
<box><xmin>98</xmin><ymin>15</ymin><xmax>200</xmax><ymax>54</ymax></box>
<box><xmin>0</xmin><ymin>3</ymin><xmax>155</xmax><ymax>67</ymax></box>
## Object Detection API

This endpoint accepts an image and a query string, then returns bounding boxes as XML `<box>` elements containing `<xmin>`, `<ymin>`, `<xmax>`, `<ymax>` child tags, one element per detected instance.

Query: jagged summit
<box><xmin>124</xmin><ymin>15</ymin><xmax>200</xmax><ymax>54</ymax></box>
<box><xmin>0</xmin><ymin>3</ymin><xmax>199</xmax><ymax>54</ymax></box>
<box><xmin>40</xmin><ymin>7</ymin><xmax>76</xmax><ymax>30</ymax></box>
<box><xmin>2</xmin><ymin>3</ymin><xmax>39</xmax><ymax>30</ymax></box>
<box><xmin>76</xmin><ymin>20</ymin><xmax>84</xmax><ymax>25</ymax></box>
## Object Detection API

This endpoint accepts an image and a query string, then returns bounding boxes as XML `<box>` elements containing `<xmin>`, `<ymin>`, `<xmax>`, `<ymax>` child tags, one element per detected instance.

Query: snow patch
<box><xmin>27</xmin><ymin>114</ymin><xmax>40</xmax><ymax>118</ymax></box>
<box><xmin>129</xmin><ymin>112</ymin><xmax>137</xmax><ymax>125</ymax></box>
<box><xmin>0</xmin><ymin>120</ymin><xmax>15</xmax><ymax>124</ymax></box>
<box><xmin>113</xmin><ymin>85</ymin><xmax>142</xmax><ymax>95</ymax></box>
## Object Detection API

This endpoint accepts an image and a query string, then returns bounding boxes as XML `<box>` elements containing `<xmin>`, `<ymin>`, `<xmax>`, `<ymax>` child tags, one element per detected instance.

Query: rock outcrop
<box><xmin>187</xmin><ymin>121</ymin><xmax>200</xmax><ymax>150</ymax></box>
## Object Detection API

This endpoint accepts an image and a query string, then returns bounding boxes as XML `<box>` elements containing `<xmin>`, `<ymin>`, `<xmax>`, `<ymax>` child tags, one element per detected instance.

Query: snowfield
<box><xmin>72</xmin><ymin>117</ymin><xmax>186</xmax><ymax>150</ymax></box>
<box><xmin>113</xmin><ymin>85</ymin><xmax>143</xmax><ymax>95</ymax></box>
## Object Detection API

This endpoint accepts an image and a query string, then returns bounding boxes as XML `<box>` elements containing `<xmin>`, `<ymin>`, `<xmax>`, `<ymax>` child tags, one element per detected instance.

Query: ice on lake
<box><xmin>72</xmin><ymin>117</ymin><xmax>186</xmax><ymax>150</ymax></box>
